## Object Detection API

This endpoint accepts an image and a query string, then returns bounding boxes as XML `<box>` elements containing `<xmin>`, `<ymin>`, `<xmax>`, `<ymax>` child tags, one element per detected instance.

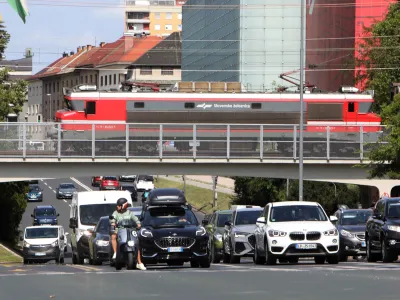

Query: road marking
<box><xmin>44</xmin><ymin>182</ymin><xmax>48</xmax><ymax>186</ymax></box>
<box><xmin>63</xmin><ymin>200</ymin><xmax>67</xmax><ymax>203</ymax></box>
<box><xmin>66</xmin><ymin>264</ymin><xmax>101</xmax><ymax>272</ymax></box>
<box><xmin>52</xmin><ymin>190</ymin><xmax>56</xmax><ymax>193</ymax></box>
<box><xmin>10</xmin><ymin>268</ymin><xmax>27</xmax><ymax>272</ymax></box>
<box><xmin>70</xmin><ymin>177</ymin><xmax>92</xmax><ymax>191</ymax></box>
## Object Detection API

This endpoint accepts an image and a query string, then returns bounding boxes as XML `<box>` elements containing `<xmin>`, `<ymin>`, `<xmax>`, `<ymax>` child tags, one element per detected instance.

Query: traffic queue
<box><xmin>21</xmin><ymin>175</ymin><xmax>400</xmax><ymax>269</ymax></box>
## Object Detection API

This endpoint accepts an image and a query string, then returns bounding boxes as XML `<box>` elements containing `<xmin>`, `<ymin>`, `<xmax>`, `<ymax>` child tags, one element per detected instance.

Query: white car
<box><xmin>253</xmin><ymin>201</ymin><xmax>339</xmax><ymax>265</ymax></box>
<box><xmin>133</xmin><ymin>175</ymin><xmax>155</xmax><ymax>192</ymax></box>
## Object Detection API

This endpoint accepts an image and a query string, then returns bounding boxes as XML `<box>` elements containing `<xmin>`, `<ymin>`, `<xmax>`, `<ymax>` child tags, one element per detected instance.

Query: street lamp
<box><xmin>47</xmin><ymin>94</ymin><xmax>52</xmax><ymax>121</ymax></box>
<box><xmin>299</xmin><ymin>0</ymin><xmax>305</xmax><ymax>201</ymax></box>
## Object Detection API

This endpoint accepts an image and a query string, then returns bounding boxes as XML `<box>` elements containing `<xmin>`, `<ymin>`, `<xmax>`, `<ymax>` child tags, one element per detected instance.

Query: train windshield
<box><xmin>358</xmin><ymin>102</ymin><xmax>373</xmax><ymax>113</ymax></box>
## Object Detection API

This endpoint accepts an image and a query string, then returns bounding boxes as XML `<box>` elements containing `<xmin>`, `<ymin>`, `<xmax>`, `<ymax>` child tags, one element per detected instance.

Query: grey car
<box><xmin>56</xmin><ymin>183</ymin><xmax>77</xmax><ymax>199</ymax></box>
<box><xmin>222</xmin><ymin>207</ymin><xmax>263</xmax><ymax>263</ymax></box>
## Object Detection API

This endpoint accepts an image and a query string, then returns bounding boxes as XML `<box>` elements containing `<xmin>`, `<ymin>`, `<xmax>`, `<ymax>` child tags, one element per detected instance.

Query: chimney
<box><xmin>62</xmin><ymin>52</ymin><xmax>68</xmax><ymax>58</ymax></box>
<box><xmin>100</xmin><ymin>42</ymin><xmax>106</xmax><ymax>48</ymax></box>
<box><xmin>125</xmin><ymin>35</ymin><xmax>134</xmax><ymax>52</ymax></box>
<box><xmin>77</xmin><ymin>46</ymin><xmax>82</xmax><ymax>53</ymax></box>
<box><xmin>87</xmin><ymin>45</ymin><xmax>93</xmax><ymax>51</ymax></box>
<box><xmin>70</xmin><ymin>51</ymin><xmax>75</xmax><ymax>56</ymax></box>
<box><xmin>82</xmin><ymin>46</ymin><xmax>87</xmax><ymax>51</ymax></box>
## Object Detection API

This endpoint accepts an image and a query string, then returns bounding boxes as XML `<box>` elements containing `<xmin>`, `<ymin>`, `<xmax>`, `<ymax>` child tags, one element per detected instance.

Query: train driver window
<box><xmin>348</xmin><ymin>102</ymin><xmax>355</xmax><ymax>113</ymax></box>
<box><xmin>86</xmin><ymin>101</ymin><xmax>96</xmax><ymax>115</ymax></box>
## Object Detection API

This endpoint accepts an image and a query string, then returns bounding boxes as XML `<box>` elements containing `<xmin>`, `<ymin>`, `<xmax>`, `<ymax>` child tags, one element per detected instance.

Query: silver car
<box><xmin>56</xmin><ymin>183</ymin><xmax>77</xmax><ymax>199</ymax></box>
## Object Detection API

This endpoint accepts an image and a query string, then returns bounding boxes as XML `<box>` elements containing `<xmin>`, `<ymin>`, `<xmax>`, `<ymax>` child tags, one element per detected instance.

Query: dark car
<box><xmin>128</xmin><ymin>206</ymin><xmax>142</xmax><ymax>217</ymax></box>
<box><xmin>333</xmin><ymin>208</ymin><xmax>372</xmax><ymax>261</ymax></box>
<box><xmin>56</xmin><ymin>183</ymin><xmax>77</xmax><ymax>199</ymax></box>
<box><xmin>26</xmin><ymin>184</ymin><xmax>43</xmax><ymax>202</ymax></box>
<box><xmin>32</xmin><ymin>205</ymin><xmax>59</xmax><ymax>226</ymax></box>
<box><xmin>120</xmin><ymin>184</ymin><xmax>137</xmax><ymax>202</ymax></box>
<box><xmin>138</xmin><ymin>188</ymin><xmax>210</xmax><ymax>268</ymax></box>
<box><xmin>88</xmin><ymin>216</ymin><xmax>111</xmax><ymax>265</ymax></box>
<box><xmin>366</xmin><ymin>197</ymin><xmax>400</xmax><ymax>263</ymax></box>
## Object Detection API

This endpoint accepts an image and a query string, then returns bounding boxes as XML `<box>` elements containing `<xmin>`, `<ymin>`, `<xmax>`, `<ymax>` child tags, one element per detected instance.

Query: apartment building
<box><xmin>124</xmin><ymin>0</ymin><xmax>185</xmax><ymax>37</ymax></box>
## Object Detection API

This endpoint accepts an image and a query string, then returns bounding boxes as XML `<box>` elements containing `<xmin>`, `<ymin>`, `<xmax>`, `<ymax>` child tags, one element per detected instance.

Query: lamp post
<box><xmin>47</xmin><ymin>94</ymin><xmax>52</xmax><ymax>121</ymax></box>
<box><xmin>299</xmin><ymin>0</ymin><xmax>305</xmax><ymax>201</ymax></box>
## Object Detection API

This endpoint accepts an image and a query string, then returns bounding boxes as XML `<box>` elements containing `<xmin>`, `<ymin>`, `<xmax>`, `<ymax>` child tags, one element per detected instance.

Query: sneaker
<box><xmin>112</xmin><ymin>253</ymin><xmax>116</xmax><ymax>260</ymax></box>
<box><xmin>136</xmin><ymin>263</ymin><xmax>146</xmax><ymax>270</ymax></box>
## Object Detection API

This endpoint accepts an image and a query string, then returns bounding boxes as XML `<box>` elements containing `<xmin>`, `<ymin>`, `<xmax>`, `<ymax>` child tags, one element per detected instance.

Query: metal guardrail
<box><xmin>0</xmin><ymin>122</ymin><xmax>385</xmax><ymax>160</ymax></box>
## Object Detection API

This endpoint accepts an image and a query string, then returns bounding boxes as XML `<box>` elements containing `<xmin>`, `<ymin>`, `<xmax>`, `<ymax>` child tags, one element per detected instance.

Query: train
<box><xmin>53</xmin><ymin>82</ymin><xmax>382</xmax><ymax>157</ymax></box>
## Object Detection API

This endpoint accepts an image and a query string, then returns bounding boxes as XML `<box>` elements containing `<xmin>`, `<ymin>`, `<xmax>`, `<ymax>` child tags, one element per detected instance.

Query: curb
<box><xmin>0</xmin><ymin>243</ymin><xmax>23</xmax><ymax>261</ymax></box>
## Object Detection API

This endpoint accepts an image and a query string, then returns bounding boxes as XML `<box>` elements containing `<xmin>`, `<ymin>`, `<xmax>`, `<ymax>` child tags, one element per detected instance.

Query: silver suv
<box><xmin>222</xmin><ymin>205</ymin><xmax>262</xmax><ymax>263</ymax></box>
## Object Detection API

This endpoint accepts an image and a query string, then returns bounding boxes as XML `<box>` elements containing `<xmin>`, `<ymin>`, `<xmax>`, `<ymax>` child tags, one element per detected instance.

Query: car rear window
<box><xmin>137</xmin><ymin>175</ymin><xmax>154</xmax><ymax>182</ymax></box>
<box><xmin>103</xmin><ymin>176</ymin><xmax>117</xmax><ymax>180</ymax></box>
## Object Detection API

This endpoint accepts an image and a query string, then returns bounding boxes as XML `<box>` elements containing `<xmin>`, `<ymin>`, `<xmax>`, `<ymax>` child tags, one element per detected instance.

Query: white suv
<box><xmin>253</xmin><ymin>201</ymin><xmax>339</xmax><ymax>265</ymax></box>
<box><xmin>133</xmin><ymin>175</ymin><xmax>155</xmax><ymax>192</ymax></box>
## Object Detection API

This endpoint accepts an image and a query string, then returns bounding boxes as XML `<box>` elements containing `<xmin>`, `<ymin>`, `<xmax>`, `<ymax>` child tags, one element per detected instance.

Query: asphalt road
<box><xmin>10</xmin><ymin>177</ymin><xmax>400</xmax><ymax>299</ymax></box>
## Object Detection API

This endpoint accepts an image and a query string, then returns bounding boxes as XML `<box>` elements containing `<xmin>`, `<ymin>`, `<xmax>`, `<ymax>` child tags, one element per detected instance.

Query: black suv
<box><xmin>138</xmin><ymin>188</ymin><xmax>210</xmax><ymax>268</ymax></box>
<box><xmin>31</xmin><ymin>205</ymin><xmax>59</xmax><ymax>226</ymax></box>
<box><xmin>333</xmin><ymin>208</ymin><xmax>372</xmax><ymax>261</ymax></box>
<box><xmin>366</xmin><ymin>197</ymin><xmax>400</xmax><ymax>263</ymax></box>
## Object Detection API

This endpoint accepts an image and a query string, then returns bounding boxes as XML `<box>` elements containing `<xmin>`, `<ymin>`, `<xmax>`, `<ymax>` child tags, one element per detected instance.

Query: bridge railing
<box><xmin>0</xmin><ymin>122</ymin><xmax>386</xmax><ymax>160</ymax></box>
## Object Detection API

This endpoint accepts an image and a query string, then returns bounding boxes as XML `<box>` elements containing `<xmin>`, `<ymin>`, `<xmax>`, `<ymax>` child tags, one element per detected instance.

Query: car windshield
<box><xmin>25</xmin><ymin>227</ymin><xmax>58</xmax><ymax>239</ymax></box>
<box><xmin>234</xmin><ymin>210</ymin><xmax>262</xmax><ymax>225</ymax></box>
<box><xmin>387</xmin><ymin>202</ymin><xmax>400</xmax><ymax>218</ymax></box>
<box><xmin>60</xmin><ymin>184</ymin><xmax>75</xmax><ymax>189</ymax></box>
<box><xmin>103</xmin><ymin>177</ymin><xmax>117</xmax><ymax>181</ymax></box>
<box><xmin>137</xmin><ymin>175</ymin><xmax>154</xmax><ymax>182</ymax></box>
<box><xmin>80</xmin><ymin>204</ymin><xmax>116</xmax><ymax>226</ymax></box>
<box><xmin>143</xmin><ymin>207</ymin><xmax>198</xmax><ymax>228</ymax></box>
<box><xmin>35</xmin><ymin>208</ymin><xmax>56</xmax><ymax>217</ymax></box>
<box><xmin>121</xmin><ymin>186</ymin><xmax>135</xmax><ymax>192</ymax></box>
<box><xmin>340</xmin><ymin>210</ymin><xmax>372</xmax><ymax>225</ymax></box>
<box><xmin>96</xmin><ymin>218</ymin><xmax>110</xmax><ymax>234</ymax></box>
<box><xmin>217</xmin><ymin>213</ymin><xmax>232</xmax><ymax>227</ymax></box>
<box><xmin>29</xmin><ymin>186</ymin><xmax>41</xmax><ymax>192</ymax></box>
<box><xmin>270</xmin><ymin>205</ymin><xmax>328</xmax><ymax>222</ymax></box>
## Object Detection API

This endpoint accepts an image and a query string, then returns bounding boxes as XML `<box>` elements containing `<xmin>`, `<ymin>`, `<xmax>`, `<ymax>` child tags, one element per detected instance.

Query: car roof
<box><xmin>98</xmin><ymin>216</ymin><xmax>109</xmax><ymax>221</ymax></box>
<box><xmin>25</xmin><ymin>225</ymin><xmax>62</xmax><ymax>230</ymax></box>
<box><xmin>381</xmin><ymin>197</ymin><xmax>400</xmax><ymax>202</ymax></box>
<box><xmin>35</xmin><ymin>205</ymin><xmax>55</xmax><ymax>209</ymax></box>
<box><xmin>149</xmin><ymin>188</ymin><xmax>184</xmax><ymax>197</ymax></box>
<box><xmin>217</xmin><ymin>210</ymin><xmax>232</xmax><ymax>214</ymax></box>
<box><xmin>340</xmin><ymin>209</ymin><xmax>372</xmax><ymax>213</ymax></box>
<box><xmin>271</xmin><ymin>201</ymin><xmax>320</xmax><ymax>207</ymax></box>
<box><xmin>235</xmin><ymin>207</ymin><xmax>263</xmax><ymax>212</ymax></box>
<box><xmin>60</xmin><ymin>183</ymin><xmax>74</xmax><ymax>185</ymax></box>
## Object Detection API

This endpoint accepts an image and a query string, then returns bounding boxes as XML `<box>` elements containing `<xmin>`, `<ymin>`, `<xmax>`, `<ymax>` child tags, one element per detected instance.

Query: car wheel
<box><xmin>339</xmin><ymin>251</ymin><xmax>348</xmax><ymax>262</ymax></box>
<box><xmin>211</xmin><ymin>244</ymin><xmax>221</xmax><ymax>264</ymax></box>
<box><xmin>229</xmin><ymin>243</ymin><xmax>240</xmax><ymax>264</ymax></box>
<box><xmin>264</xmin><ymin>242</ymin><xmax>276</xmax><ymax>265</ymax></box>
<box><xmin>254</xmin><ymin>244</ymin><xmax>266</xmax><ymax>265</ymax></box>
<box><xmin>126</xmin><ymin>253</ymin><xmax>135</xmax><ymax>270</ymax></box>
<box><xmin>314</xmin><ymin>256</ymin><xmax>325</xmax><ymax>264</ymax></box>
<box><xmin>222</xmin><ymin>241</ymin><xmax>230</xmax><ymax>263</ymax></box>
<box><xmin>382</xmin><ymin>240</ymin><xmax>397</xmax><ymax>263</ymax></box>
<box><xmin>366</xmin><ymin>236</ymin><xmax>378</xmax><ymax>262</ymax></box>
<box><xmin>327</xmin><ymin>255</ymin><xmax>339</xmax><ymax>264</ymax></box>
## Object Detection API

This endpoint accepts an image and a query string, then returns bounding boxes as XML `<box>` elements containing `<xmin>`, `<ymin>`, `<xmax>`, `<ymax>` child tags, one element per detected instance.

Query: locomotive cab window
<box><xmin>134</xmin><ymin>102</ymin><xmax>145</xmax><ymax>108</ymax></box>
<box><xmin>86</xmin><ymin>101</ymin><xmax>96</xmax><ymax>115</ymax></box>
<box><xmin>348</xmin><ymin>102</ymin><xmax>355</xmax><ymax>112</ymax></box>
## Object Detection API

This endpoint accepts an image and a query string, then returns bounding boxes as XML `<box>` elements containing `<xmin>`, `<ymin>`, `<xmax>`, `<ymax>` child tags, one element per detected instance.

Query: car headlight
<box><xmin>340</xmin><ymin>229</ymin><xmax>354</xmax><ymax>237</ymax></box>
<box><xmin>215</xmin><ymin>233</ymin><xmax>223</xmax><ymax>241</ymax></box>
<box><xmin>127</xmin><ymin>240</ymin><xmax>134</xmax><ymax>247</ymax></box>
<box><xmin>140</xmin><ymin>229</ymin><xmax>153</xmax><ymax>238</ymax></box>
<box><xmin>37</xmin><ymin>192</ymin><xmax>42</xmax><ymax>195</ymax></box>
<box><xmin>51</xmin><ymin>240</ymin><xmax>58</xmax><ymax>247</ymax></box>
<box><xmin>96</xmin><ymin>240</ymin><xmax>109</xmax><ymax>247</ymax></box>
<box><xmin>324</xmin><ymin>229</ymin><xmax>338</xmax><ymax>236</ymax></box>
<box><xmin>196</xmin><ymin>226</ymin><xmax>206</xmax><ymax>236</ymax></box>
<box><xmin>23</xmin><ymin>241</ymin><xmax>30</xmax><ymax>248</ymax></box>
<box><xmin>234</xmin><ymin>232</ymin><xmax>247</xmax><ymax>238</ymax></box>
<box><xmin>80</xmin><ymin>229</ymin><xmax>92</xmax><ymax>236</ymax></box>
<box><xmin>268</xmin><ymin>230</ymin><xmax>287</xmax><ymax>237</ymax></box>
<box><xmin>388</xmin><ymin>225</ymin><xmax>400</xmax><ymax>232</ymax></box>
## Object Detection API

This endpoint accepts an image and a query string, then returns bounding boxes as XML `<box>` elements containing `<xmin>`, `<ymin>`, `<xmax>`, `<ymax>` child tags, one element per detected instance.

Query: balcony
<box><xmin>126</xmin><ymin>12</ymin><xmax>150</xmax><ymax>23</ymax></box>
<box><xmin>125</xmin><ymin>30</ymin><xmax>151</xmax><ymax>36</ymax></box>
<box><xmin>126</xmin><ymin>0</ymin><xmax>176</xmax><ymax>6</ymax></box>
<box><xmin>127</xmin><ymin>18</ymin><xmax>150</xmax><ymax>23</ymax></box>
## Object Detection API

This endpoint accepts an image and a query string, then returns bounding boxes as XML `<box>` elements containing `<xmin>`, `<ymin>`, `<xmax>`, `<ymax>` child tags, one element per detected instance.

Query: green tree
<box><xmin>0</xmin><ymin>21</ymin><xmax>28</xmax><ymax>121</ymax></box>
<box><xmin>355</xmin><ymin>3</ymin><xmax>400</xmax><ymax>112</ymax></box>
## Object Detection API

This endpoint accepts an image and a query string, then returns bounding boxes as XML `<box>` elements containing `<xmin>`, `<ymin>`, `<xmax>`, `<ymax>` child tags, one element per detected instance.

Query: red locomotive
<box><xmin>55</xmin><ymin>82</ymin><xmax>381</xmax><ymax>157</ymax></box>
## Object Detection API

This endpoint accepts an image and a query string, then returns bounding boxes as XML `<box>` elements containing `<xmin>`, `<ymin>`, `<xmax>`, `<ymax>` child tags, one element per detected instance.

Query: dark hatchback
<box><xmin>26</xmin><ymin>185</ymin><xmax>43</xmax><ymax>202</ymax></box>
<box><xmin>138</xmin><ymin>188</ymin><xmax>210</xmax><ymax>268</ymax></box>
<box><xmin>32</xmin><ymin>205</ymin><xmax>59</xmax><ymax>226</ymax></box>
<box><xmin>88</xmin><ymin>216</ymin><xmax>111</xmax><ymax>265</ymax></box>
<box><xmin>333</xmin><ymin>208</ymin><xmax>372</xmax><ymax>261</ymax></box>
<box><xmin>120</xmin><ymin>184</ymin><xmax>137</xmax><ymax>202</ymax></box>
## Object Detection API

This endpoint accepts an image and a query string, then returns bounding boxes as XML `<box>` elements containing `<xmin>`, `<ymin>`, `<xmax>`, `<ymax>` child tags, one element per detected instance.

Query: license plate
<box><xmin>296</xmin><ymin>244</ymin><xmax>317</xmax><ymax>249</ymax></box>
<box><xmin>35</xmin><ymin>253</ymin><xmax>46</xmax><ymax>256</ymax></box>
<box><xmin>167</xmin><ymin>247</ymin><xmax>183</xmax><ymax>252</ymax></box>
<box><xmin>361</xmin><ymin>241</ymin><xmax>366</xmax><ymax>247</ymax></box>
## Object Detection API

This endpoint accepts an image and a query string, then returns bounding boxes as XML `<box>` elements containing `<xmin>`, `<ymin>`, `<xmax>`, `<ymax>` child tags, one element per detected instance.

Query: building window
<box><xmin>178</xmin><ymin>13</ymin><xmax>182</xmax><ymax>20</ymax></box>
<box><xmin>80</xmin><ymin>76</ymin><xmax>83</xmax><ymax>83</ymax></box>
<box><xmin>114</xmin><ymin>74</ymin><xmax>116</xmax><ymax>85</ymax></box>
<box><xmin>57</xmin><ymin>82</ymin><xmax>59</xmax><ymax>92</ymax></box>
<box><xmin>95</xmin><ymin>74</ymin><xmax>98</xmax><ymax>85</ymax></box>
<box><xmin>165</xmin><ymin>12</ymin><xmax>172</xmax><ymax>19</ymax></box>
<box><xmin>90</xmin><ymin>75</ymin><xmax>93</xmax><ymax>84</ymax></box>
<box><xmin>53</xmin><ymin>82</ymin><xmax>55</xmax><ymax>93</ymax></box>
<box><xmin>155</xmin><ymin>12</ymin><xmax>160</xmax><ymax>19</ymax></box>
<box><xmin>178</xmin><ymin>24</ymin><xmax>182</xmax><ymax>30</ymax></box>
<box><xmin>85</xmin><ymin>76</ymin><xmax>88</xmax><ymax>83</ymax></box>
<box><xmin>161</xmin><ymin>67</ymin><xmax>173</xmax><ymax>75</ymax></box>
<box><xmin>109</xmin><ymin>75</ymin><xmax>112</xmax><ymax>85</ymax></box>
<box><xmin>101</xmin><ymin>76</ymin><xmax>103</xmax><ymax>86</ymax></box>
<box><xmin>154</xmin><ymin>24</ymin><xmax>161</xmax><ymax>31</ymax></box>
<box><xmin>165</xmin><ymin>24</ymin><xmax>172</xmax><ymax>31</ymax></box>
<box><xmin>105</xmin><ymin>75</ymin><xmax>108</xmax><ymax>86</ymax></box>
<box><xmin>140</xmin><ymin>67</ymin><xmax>152</xmax><ymax>75</ymax></box>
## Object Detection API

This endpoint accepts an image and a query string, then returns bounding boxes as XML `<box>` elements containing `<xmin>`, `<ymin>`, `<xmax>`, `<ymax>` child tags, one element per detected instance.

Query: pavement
<box><xmin>6</xmin><ymin>176</ymin><xmax>400</xmax><ymax>299</ymax></box>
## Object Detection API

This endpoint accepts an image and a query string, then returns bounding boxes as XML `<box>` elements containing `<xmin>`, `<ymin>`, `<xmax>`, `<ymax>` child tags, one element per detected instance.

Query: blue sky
<box><xmin>1</xmin><ymin>1</ymin><xmax>125</xmax><ymax>73</ymax></box>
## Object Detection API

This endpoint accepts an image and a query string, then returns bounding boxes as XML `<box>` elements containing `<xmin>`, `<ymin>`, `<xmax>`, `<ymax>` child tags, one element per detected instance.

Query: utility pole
<box><xmin>212</xmin><ymin>175</ymin><xmax>218</xmax><ymax>211</ymax></box>
<box><xmin>286</xmin><ymin>178</ymin><xmax>290</xmax><ymax>200</ymax></box>
<box><xmin>182</xmin><ymin>175</ymin><xmax>186</xmax><ymax>194</ymax></box>
<box><xmin>299</xmin><ymin>0</ymin><xmax>305</xmax><ymax>201</ymax></box>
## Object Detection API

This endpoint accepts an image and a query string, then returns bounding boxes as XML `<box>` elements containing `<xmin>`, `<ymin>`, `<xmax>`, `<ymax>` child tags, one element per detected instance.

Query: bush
<box><xmin>0</xmin><ymin>182</ymin><xmax>27</xmax><ymax>244</ymax></box>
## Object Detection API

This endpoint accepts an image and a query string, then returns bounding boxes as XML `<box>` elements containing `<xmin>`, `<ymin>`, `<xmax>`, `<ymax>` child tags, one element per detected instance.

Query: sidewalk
<box><xmin>158</xmin><ymin>175</ymin><xmax>235</xmax><ymax>195</ymax></box>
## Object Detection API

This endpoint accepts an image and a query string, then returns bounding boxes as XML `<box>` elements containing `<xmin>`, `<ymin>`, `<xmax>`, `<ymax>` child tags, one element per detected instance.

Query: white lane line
<box><xmin>63</xmin><ymin>200</ymin><xmax>67</xmax><ymax>203</ymax></box>
<box><xmin>68</xmin><ymin>204</ymin><xmax>72</xmax><ymax>208</ymax></box>
<box><xmin>52</xmin><ymin>190</ymin><xmax>56</xmax><ymax>193</ymax></box>
<box><xmin>70</xmin><ymin>177</ymin><xmax>93</xmax><ymax>191</ymax></box>
<box><xmin>44</xmin><ymin>182</ymin><xmax>48</xmax><ymax>186</ymax></box>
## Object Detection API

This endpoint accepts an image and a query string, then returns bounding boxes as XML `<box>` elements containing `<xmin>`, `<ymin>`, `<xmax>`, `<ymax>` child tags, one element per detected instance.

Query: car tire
<box><xmin>254</xmin><ymin>245</ymin><xmax>266</xmax><ymax>265</ymax></box>
<box><xmin>366</xmin><ymin>236</ymin><xmax>379</xmax><ymax>262</ymax></box>
<box><xmin>229</xmin><ymin>243</ymin><xmax>240</xmax><ymax>264</ymax></box>
<box><xmin>314</xmin><ymin>256</ymin><xmax>325</xmax><ymax>264</ymax></box>
<box><xmin>126</xmin><ymin>253</ymin><xmax>135</xmax><ymax>270</ymax></box>
<box><xmin>190</xmin><ymin>261</ymin><xmax>200</xmax><ymax>268</ymax></box>
<box><xmin>264</xmin><ymin>242</ymin><xmax>276</xmax><ymax>265</ymax></box>
<box><xmin>211</xmin><ymin>244</ymin><xmax>221</xmax><ymax>264</ymax></box>
<box><xmin>339</xmin><ymin>252</ymin><xmax>348</xmax><ymax>262</ymax></box>
<box><xmin>327</xmin><ymin>255</ymin><xmax>339</xmax><ymax>264</ymax></box>
<box><xmin>382</xmin><ymin>240</ymin><xmax>397</xmax><ymax>263</ymax></box>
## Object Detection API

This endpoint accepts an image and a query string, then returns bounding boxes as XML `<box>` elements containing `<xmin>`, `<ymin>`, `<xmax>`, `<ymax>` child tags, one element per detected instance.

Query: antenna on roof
<box><xmin>104</xmin><ymin>194</ymin><xmax>106</xmax><ymax>202</ymax></box>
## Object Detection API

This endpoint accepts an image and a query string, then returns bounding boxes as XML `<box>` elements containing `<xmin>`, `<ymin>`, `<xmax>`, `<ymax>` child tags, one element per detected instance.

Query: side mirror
<box><xmin>330</xmin><ymin>216</ymin><xmax>338</xmax><ymax>222</ymax></box>
<box><xmin>57</xmin><ymin>213</ymin><xmax>60</xmax><ymax>217</ymax></box>
<box><xmin>60</xmin><ymin>235</ymin><xmax>65</xmax><ymax>240</ymax></box>
<box><xmin>31</xmin><ymin>214</ymin><xmax>34</xmax><ymax>218</ymax></box>
<box><xmin>69</xmin><ymin>217</ymin><xmax>77</xmax><ymax>229</ymax></box>
<box><xmin>256</xmin><ymin>217</ymin><xmax>266</xmax><ymax>225</ymax></box>
<box><xmin>202</xmin><ymin>219</ymin><xmax>209</xmax><ymax>226</ymax></box>
<box><xmin>224</xmin><ymin>221</ymin><xmax>231</xmax><ymax>227</ymax></box>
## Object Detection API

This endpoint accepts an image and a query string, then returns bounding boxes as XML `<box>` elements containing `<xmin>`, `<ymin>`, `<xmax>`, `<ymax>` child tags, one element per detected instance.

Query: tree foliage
<box><xmin>0</xmin><ymin>21</ymin><xmax>28</xmax><ymax>121</ymax></box>
<box><xmin>355</xmin><ymin>3</ymin><xmax>400</xmax><ymax>112</ymax></box>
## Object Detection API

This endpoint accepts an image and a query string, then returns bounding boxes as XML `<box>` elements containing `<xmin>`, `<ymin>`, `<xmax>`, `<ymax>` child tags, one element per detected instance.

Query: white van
<box><xmin>69</xmin><ymin>190</ymin><xmax>133</xmax><ymax>264</ymax></box>
<box><xmin>22</xmin><ymin>225</ymin><xmax>66</xmax><ymax>264</ymax></box>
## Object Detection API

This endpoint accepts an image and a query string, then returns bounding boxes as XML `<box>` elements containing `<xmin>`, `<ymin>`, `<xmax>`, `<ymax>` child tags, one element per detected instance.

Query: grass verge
<box><xmin>155</xmin><ymin>178</ymin><xmax>232</xmax><ymax>215</ymax></box>
<box><xmin>0</xmin><ymin>245</ymin><xmax>22</xmax><ymax>264</ymax></box>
